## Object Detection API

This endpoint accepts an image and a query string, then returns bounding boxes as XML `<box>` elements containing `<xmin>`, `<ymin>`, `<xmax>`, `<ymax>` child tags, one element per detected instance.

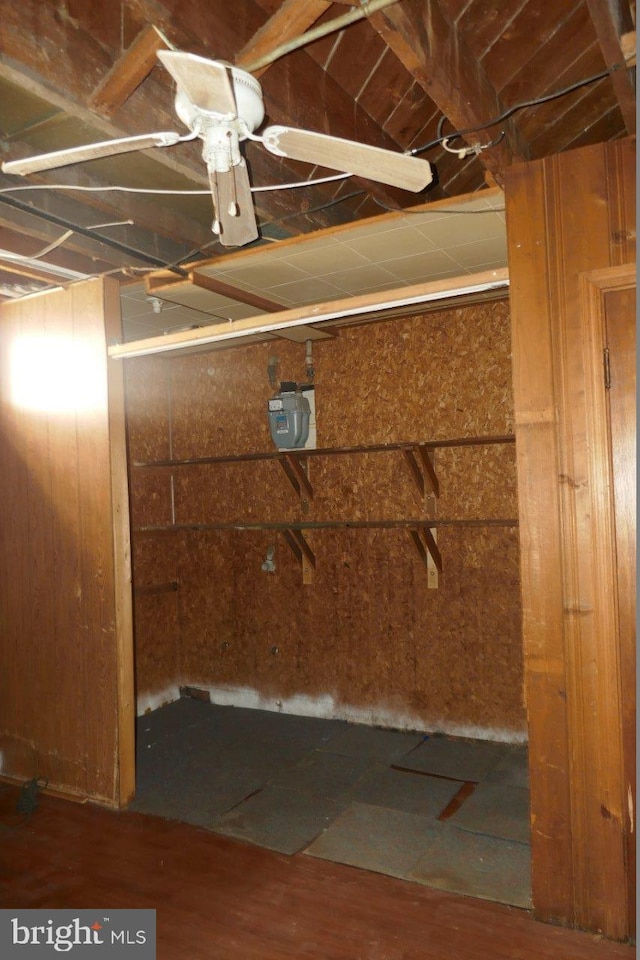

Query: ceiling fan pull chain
<box><xmin>228</xmin><ymin>175</ymin><xmax>239</xmax><ymax>218</ymax></box>
<box><xmin>208</xmin><ymin>168</ymin><xmax>222</xmax><ymax>235</ymax></box>
<box><xmin>227</xmin><ymin>132</ymin><xmax>239</xmax><ymax>217</ymax></box>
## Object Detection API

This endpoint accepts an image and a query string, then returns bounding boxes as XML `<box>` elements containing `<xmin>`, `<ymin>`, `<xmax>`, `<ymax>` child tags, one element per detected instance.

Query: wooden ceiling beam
<box><xmin>0</xmin><ymin>5</ymin><xmax>349</xmax><ymax>239</ymax></box>
<box><xmin>369</xmin><ymin>0</ymin><xmax>530</xmax><ymax>184</ymax></box>
<box><xmin>585</xmin><ymin>0</ymin><xmax>636</xmax><ymax>133</ymax></box>
<box><xmin>248</xmin><ymin>0</ymin><xmax>432</xmax><ymax>211</ymax></box>
<box><xmin>90</xmin><ymin>25</ymin><xmax>172</xmax><ymax>116</ymax></box>
<box><xmin>236</xmin><ymin>0</ymin><xmax>332</xmax><ymax>77</ymax></box>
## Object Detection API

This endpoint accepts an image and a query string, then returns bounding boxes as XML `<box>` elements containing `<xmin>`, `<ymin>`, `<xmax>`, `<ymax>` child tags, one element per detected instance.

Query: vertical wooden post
<box><xmin>506</xmin><ymin>138</ymin><xmax>635</xmax><ymax>940</ymax></box>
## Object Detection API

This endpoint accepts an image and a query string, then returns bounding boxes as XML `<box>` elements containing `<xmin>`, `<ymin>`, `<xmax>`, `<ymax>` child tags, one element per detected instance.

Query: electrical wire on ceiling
<box><xmin>0</xmin><ymin>59</ymin><xmax>626</xmax><ymax>213</ymax></box>
<box><xmin>0</xmin><ymin>171</ymin><xmax>351</xmax><ymax>198</ymax></box>
<box><xmin>20</xmin><ymin>219</ymin><xmax>133</xmax><ymax>260</ymax></box>
<box><xmin>409</xmin><ymin>64</ymin><xmax>625</xmax><ymax>156</ymax></box>
<box><xmin>169</xmin><ymin>189</ymin><xmax>370</xmax><ymax>267</ymax></box>
<box><xmin>0</xmin><ymin>58</ymin><xmax>631</xmax><ymax>285</ymax></box>
<box><xmin>0</xmin><ymin>191</ymin><xmax>189</xmax><ymax>274</ymax></box>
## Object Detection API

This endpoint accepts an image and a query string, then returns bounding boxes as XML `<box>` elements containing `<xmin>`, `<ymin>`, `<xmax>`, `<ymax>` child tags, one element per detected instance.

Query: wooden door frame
<box><xmin>506</xmin><ymin>138</ymin><xmax>635</xmax><ymax>940</ymax></box>
<box><xmin>561</xmin><ymin>262</ymin><xmax>636</xmax><ymax>937</ymax></box>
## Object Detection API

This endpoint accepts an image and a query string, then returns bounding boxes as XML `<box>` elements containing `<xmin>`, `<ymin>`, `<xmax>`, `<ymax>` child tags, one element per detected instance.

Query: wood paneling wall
<box><xmin>126</xmin><ymin>299</ymin><xmax>525</xmax><ymax>737</ymax></box>
<box><xmin>0</xmin><ymin>278</ymin><xmax>134</xmax><ymax>806</ymax></box>
<box><xmin>505</xmin><ymin>137</ymin><xmax>635</xmax><ymax>940</ymax></box>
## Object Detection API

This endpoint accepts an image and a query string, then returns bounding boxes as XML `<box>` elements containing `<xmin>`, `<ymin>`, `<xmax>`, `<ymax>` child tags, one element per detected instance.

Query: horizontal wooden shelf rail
<box><xmin>130</xmin><ymin>438</ymin><xmax>516</xmax><ymax>582</ymax></box>
<box><xmin>133</xmin><ymin>519</ymin><xmax>518</xmax><ymax>533</ymax></box>
<box><xmin>131</xmin><ymin>519</ymin><xmax>518</xmax><ymax>584</ymax></box>
<box><xmin>131</xmin><ymin>434</ymin><xmax>515</xmax><ymax>469</ymax></box>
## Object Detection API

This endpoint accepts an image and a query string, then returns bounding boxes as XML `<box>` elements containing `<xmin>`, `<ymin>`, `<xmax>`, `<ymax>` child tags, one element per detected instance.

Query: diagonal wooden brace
<box><xmin>90</xmin><ymin>25</ymin><xmax>172</xmax><ymax>115</ymax></box>
<box><xmin>281</xmin><ymin>527</ymin><xmax>315</xmax><ymax>584</ymax></box>
<box><xmin>408</xmin><ymin>525</ymin><xmax>442</xmax><ymax>584</ymax></box>
<box><xmin>417</xmin><ymin>447</ymin><xmax>440</xmax><ymax>498</ymax></box>
<box><xmin>279</xmin><ymin>454</ymin><xmax>314</xmax><ymax>503</ymax></box>
<box><xmin>402</xmin><ymin>446</ymin><xmax>440</xmax><ymax>498</ymax></box>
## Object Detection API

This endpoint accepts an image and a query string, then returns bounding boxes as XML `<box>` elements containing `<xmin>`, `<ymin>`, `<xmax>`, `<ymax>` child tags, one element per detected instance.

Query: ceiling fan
<box><xmin>1</xmin><ymin>51</ymin><xmax>434</xmax><ymax>248</ymax></box>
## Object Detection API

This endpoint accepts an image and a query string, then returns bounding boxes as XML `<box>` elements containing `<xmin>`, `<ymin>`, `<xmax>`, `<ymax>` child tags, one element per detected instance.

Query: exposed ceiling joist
<box><xmin>0</xmin><ymin>0</ymin><xmax>632</xmax><ymax>267</ymax></box>
<box><xmin>90</xmin><ymin>25</ymin><xmax>173</xmax><ymax>116</ymax></box>
<box><xmin>585</xmin><ymin>0</ymin><xmax>636</xmax><ymax>133</ymax></box>
<box><xmin>0</xmin><ymin>1</ymin><xmax>368</xmax><ymax>239</ymax></box>
<box><xmin>236</xmin><ymin>0</ymin><xmax>332</xmax><ymax>77</ymax></box>
<box><xmin>369</xmin><ymin>0</ymin><xmax>530</xmax><ymax>183</ymax></box>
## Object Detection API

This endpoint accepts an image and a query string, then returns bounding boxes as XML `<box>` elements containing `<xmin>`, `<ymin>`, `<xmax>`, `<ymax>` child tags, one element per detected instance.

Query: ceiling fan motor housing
<box><xmin>174</xmin><ymin>68</ymin><xmax>264</xmax><ymax>139</ymax></box>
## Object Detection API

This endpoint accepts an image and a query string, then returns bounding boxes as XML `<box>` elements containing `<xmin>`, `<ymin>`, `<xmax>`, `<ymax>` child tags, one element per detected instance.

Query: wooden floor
<box><xmin>0</xmin><ymin>786</ymin><xmax>633</xmax><ymax>960</ymax></box>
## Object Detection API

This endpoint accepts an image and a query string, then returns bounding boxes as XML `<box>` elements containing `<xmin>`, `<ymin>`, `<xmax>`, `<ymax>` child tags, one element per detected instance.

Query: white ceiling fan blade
<box><xmin>208</xmin><ymin>163</ymin><xmax>258</xmax><ymax>248</ymax></box>
<box><xmin>158</xmin><ymin>51</ymin><xmax>237</xmax><ymax>117</ymax></box>
<box><xmin>262</xmin><ymin>126</ymin><xmax>433</xmax><ymax>193</ymax></box>
<box><xmin>1</xmin><ymin>132</ymin><xmax>182</xmax><ymax>177</ymax></box>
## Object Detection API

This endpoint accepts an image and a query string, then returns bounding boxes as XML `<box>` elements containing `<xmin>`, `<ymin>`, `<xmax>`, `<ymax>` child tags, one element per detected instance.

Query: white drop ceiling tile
<box><xmin>119</xmin><ymin>282</ymin><xmax>153</xmax><ymax>303</ymax></box>
<box><xmin>157</xmin><ymin>317</ymin><xmax>215</xmax><ymax>335</ymax></box>
<box><xmin>333</xmin><ymin>215</ymin><xmax>424</xmax><ymax>243</ymax></box>
<box><xmin>327</xmin><ymin>263</ymin><xmax>398</xmax><ymax>294</ymax></box>
<box><xmin>156</xmin><ymin>286</ymin><xmax>242</xmax><ymax>314</ymax></box>
<box><xmin>198</xmin><ymin>265</ymin><xmax>269</xmax><ymax>296</ymax></box>
<box><xmin>340</xmin><ymin>225</ymin><xmax>429</xmax><ymax>263</ymax></box>
<box><xmin>382</xmin><ymin>249</ymin><xmax>462</xmax><ymax>282</ymax></box>
<box><xmin>123</xmin><ymin>321</ymin><xmax>156</xmax><ymax>341</ymax></box>
<box><xmin>414</xmin><ymin>212</ymin><xmax>506</xmax><ymax>250</ymax></box>
<box><xmin>120</xmin><ymin>288</ymin><xmax>211</xmax><ymax>327</ymax></box>
<box><xmin>283</xmin><ymin>242</ymin><xmax>368</xmax><ymax>277</ymax></box>
<box><xmin>266</xmin><ymin>233</ymin><xmax>339</xmax><ymax>255</ymax></box>
<box><xmin>447</xmin><ymin>236</ymin><xmax>508</xmax><ymax>270</ymax></box>
<box><xmin>120</xmin><ymin>298</ymin><xmax>154</xmax><ymax>320</ymax></box>
<box><xmin>267</xmin><ymin>277</ymin><xmax>345</xmax><ymax>305</ymax></box>
<box><xmin>221</xmin><ymin>260</ymin><xmax>309</xmax><ymax>289</ymax></box>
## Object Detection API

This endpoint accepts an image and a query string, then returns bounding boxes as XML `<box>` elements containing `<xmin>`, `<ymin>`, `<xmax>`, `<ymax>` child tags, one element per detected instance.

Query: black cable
<box><xmin>411</xmin><ymin>65</ymin><xmax>617</xmax><ymax>156</ymax></box>
<box><xmin>170</xmin><ymin>189</ymin><xmax>369</xmax><ymax>260</ymax></box>
<box><xmin>259</xmin><ymin>189</ymin><xmax>367</xmax><ymax>233</ymax></box>
<box><xmin>0</xmin><ymin>193</ymin><xmax>189</xmax><ymax>276</ymax></box>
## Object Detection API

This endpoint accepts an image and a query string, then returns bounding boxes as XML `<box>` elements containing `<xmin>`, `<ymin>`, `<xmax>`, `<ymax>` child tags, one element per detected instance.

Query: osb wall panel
<box><xmin>127</xmin><ymin>299</ymin><xmax>524</xmax><ymax>733</ymax></box>
<box><xmin>124</xmin><ymin>356</ymin><xmax>171</xmax><ymax>462</ymax></box>
<box><xmin>132</xmin><ymin>533</ymin><xmax>183</xmax><ymax>697</ymax></box>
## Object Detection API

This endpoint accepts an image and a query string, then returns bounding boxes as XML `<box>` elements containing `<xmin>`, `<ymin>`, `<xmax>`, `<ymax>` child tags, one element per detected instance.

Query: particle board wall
<box><xmin>0</xmin><ymin>278</ymin><xmax>134</xmax><ymax>806</ymax></box>
<box><xmin>126</xmin><ymin>298</ymin><xmax>524</xmax><ymax>736</ymax></box>
<box><xmin>505</xmin><ymin>137</ymin><xmax>635</xmax><ymax>940</ymax></box>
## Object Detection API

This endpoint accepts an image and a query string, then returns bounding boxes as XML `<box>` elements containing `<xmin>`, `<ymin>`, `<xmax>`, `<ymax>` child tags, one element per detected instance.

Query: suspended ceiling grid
<box><xmin>119</xmin><ymin>188</ymin><xmax>507</xmax><ymax>343</ymax></box>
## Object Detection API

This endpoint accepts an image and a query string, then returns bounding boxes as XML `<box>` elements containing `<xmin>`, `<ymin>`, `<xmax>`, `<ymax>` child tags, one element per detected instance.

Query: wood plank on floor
<box><xmin>0</xmin><ymin>786</ymin><xmax>633</xmax><ymax>960</ymax></box>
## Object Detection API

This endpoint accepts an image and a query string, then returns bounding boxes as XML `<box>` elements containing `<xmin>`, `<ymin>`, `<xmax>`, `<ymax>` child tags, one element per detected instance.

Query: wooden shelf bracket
<box><xmin>409</xmin><ymin>526</ymin><xmax>442</xmax><ymax>586</ymax></box>
<box><xmin>279</xmin><ymin>454</ymin><xmax>313</xmax><ymax>508</ymax></box>
<box><xmin>402</xmin><ymin>445</ymin><xmax>440</xmax><ymax>498</ymax></box>
<box><xmin>281</xmin><ymin>528</ymin><xmax>316</xmax><ymax>584</ymax></box>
